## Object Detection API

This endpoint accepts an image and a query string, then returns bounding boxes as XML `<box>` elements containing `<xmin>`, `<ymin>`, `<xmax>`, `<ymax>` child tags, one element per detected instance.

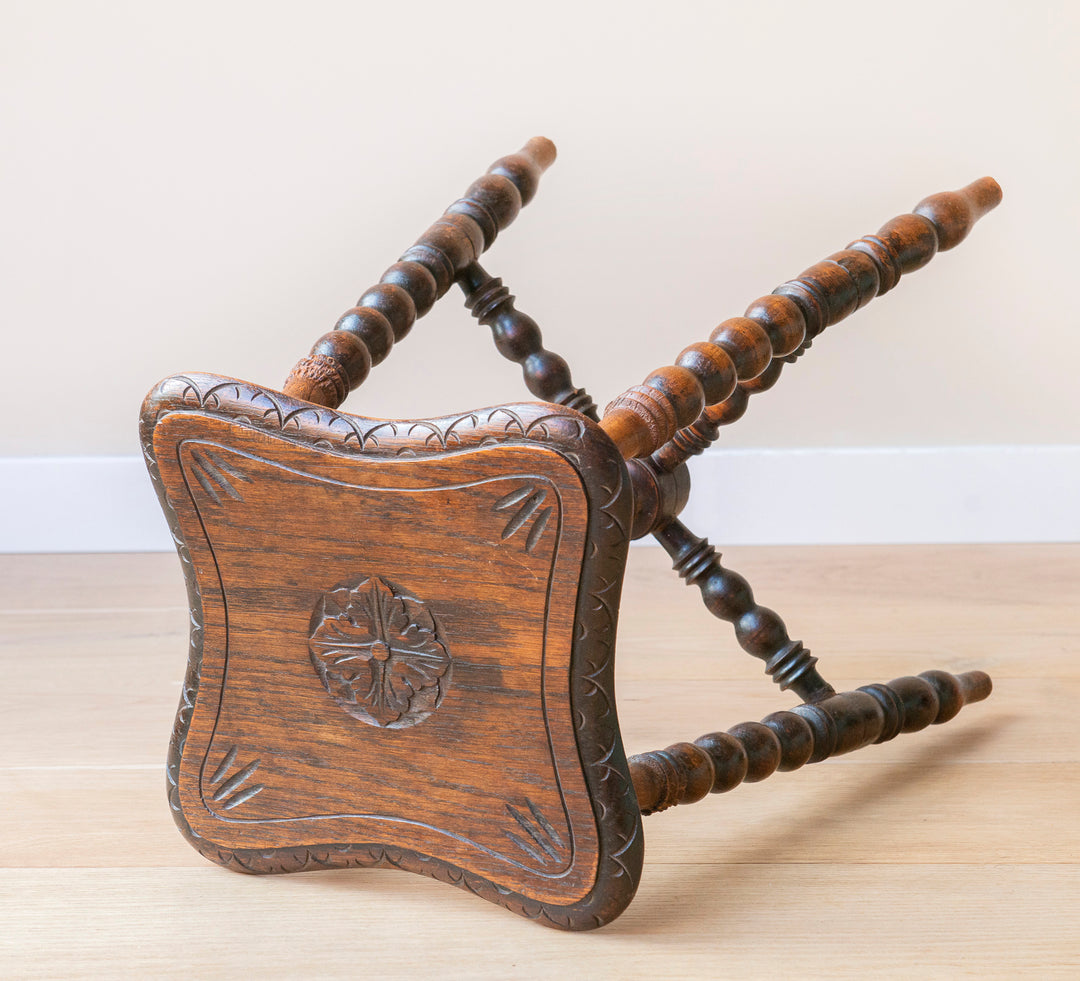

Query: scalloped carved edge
<box><xmin>140</xmin><ymin>372</ymin><xmax>642</xmax><ymax>930</ymax></box>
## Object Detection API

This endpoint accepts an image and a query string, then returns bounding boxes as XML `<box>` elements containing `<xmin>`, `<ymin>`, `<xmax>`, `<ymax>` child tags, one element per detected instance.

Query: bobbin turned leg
<box><xmin>629</xmin><ymin>669</ymin><xmax>993</xmax><ymax>815</ymax></box>
<box><xmin>598</xmin><ymin>177</ymin><xmax>1002</xmax><ymax>465</ymax></box>
<box><xmin>283</xmin><ymin>138</ymin><xmax>558</xmax><ymax>409</ymax></box>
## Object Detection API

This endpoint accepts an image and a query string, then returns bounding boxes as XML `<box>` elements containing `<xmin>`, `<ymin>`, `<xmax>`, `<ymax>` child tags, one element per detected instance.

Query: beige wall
<box><xmin>2</xmin><ymin>0</ymin><xmax>1077</xmax><ymax>457</ymax></box>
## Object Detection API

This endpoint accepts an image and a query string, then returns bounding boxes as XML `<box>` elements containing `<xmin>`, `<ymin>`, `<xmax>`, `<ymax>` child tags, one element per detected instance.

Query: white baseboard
<box><xmin>680</xmin><ymin>445</ymin><xmax>1080</xmax><ymax>545</ymax></box>
<box><xmin>1</xmin><ymin>446</ymin><xmax>1077</xmax><ymax>553</ymax></box>
<box><xmin>0</xmin><ymin>457</ymin><xmax>174</xmax><ymax>553</ymax></box>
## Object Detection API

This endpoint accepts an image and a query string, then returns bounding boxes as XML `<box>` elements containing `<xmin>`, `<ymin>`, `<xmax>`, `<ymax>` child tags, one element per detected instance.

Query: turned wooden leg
<box><xmin>282</xmin><ymin>138</ymin><xmax>558</xmax><ymax>409</ymax></box>
<box><xmin>629</xmin><ymin>669</ymin><xmax>992</xmax><ymax>815</ymax></box>
<box><xmin>652</xmin><ymin>516</ymin><xmax>836</xmax><ymax>703</ymax></box>
<box><xmin>599</xmin><ymin>177</ymin><xmax>1002</xmax><ymax>465</ymax></box>
<box><xmin>457</xmin><ymin>261</ymin><xmax>597</xmax><ymax>417</ymax></box>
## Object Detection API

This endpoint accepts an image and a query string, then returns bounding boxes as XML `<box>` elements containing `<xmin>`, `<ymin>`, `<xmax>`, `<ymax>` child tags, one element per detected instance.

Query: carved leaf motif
<box><xmin>493</xmin><ymin>483</ymin><xmax>554</xmax><ymax>553</ymax></box>
<box><xmin>309</xmin><ymin>576</ymin><xmax>451</xmax><ymax>728</ymax></box>
<box><xmin>503</xmin><ymin>799</ymin><xmax>569</xmax><ymax>868</ymax></box>
<box><xmin>187</xmin><ymin>448</ymin><xmax>251</xmax><ymax>505</ymax></box>
<box><xmin>387</xmin><ymin>650</ymin><xmax>447</xmax><ymax>709</ymax></box>
<box><xmin>205</xmin><ymin>745</ymin><xmax>264</xmax><ymax>810</ymax></box>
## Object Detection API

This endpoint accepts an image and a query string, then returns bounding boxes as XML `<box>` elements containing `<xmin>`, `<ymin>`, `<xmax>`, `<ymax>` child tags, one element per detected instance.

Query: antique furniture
<box><xmin>141</xmin><ymin>138</ymin><xmax>1001</xmax><ymax>930</ymax></box>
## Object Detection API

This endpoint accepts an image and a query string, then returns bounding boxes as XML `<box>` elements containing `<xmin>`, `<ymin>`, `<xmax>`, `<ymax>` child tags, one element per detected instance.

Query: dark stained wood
<box><xmin>653</xmin><ymin>517</ymin><xmax>836</xmax><ymax>702</ymax></box>
<box><xmin>630</xmin><ymin>670</ymin><xmax>993</xmax><ymax>815</ymax></box>
<box><xmin>140</xmin><ymin>373</ymin><xmax>641</xmax><ymax>930</ymax></box>
<box><xmin>141</xmin><ymin>140</ymin><xmax>1005</xmax><ymax>931</ymax></box>
<box><xmin>614</xmin><ymin>177</ymin><xmax>1004</xmax><ymax>466</ymax></box>
<box><xmin>458</xmin><ymin>261</ymin><xmax>597</xmax><ymax>418</ymax></box>
<box><xmin>626</xmin><ymin>458</ymin><xmax>691</xmax><ymax>540</ymax></box>
<box><xmin>284</xmin><ymin>137</ymin><xmax>557</xmax><ymax>409</ymax></box>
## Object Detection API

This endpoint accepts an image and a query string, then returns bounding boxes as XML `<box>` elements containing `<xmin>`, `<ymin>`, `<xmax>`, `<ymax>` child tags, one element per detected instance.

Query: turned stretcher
<box><xmin>141</xmin><ymin>138</ymin><xmax>1000</xmax><ymax>930</ymax></box>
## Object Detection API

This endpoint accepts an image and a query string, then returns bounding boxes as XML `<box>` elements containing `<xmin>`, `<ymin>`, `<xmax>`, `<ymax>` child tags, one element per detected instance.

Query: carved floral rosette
<box><xmin>308</xmin><ymin>575</ymin><xmax>452</xmax><ymax>729</ymax></box>
<box><xmin>140</xmin><ymin>372</ymin><xmax>642</xmax><ymax>930</ymax></box>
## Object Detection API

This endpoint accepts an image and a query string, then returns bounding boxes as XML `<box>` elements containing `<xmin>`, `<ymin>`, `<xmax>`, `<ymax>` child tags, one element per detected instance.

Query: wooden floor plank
<box><xmin>0</xmin><ymin>552</ymin><xmax>183</xmax><ymax>612</ymax></box>
<box><xmin>2</xmin><ymin>545</ymin><xmax>1077</xmax><ymax>977</ymax></box>
<box><xmin>1</xmin><ymin>866</ymin><xmax>1076</xmax><ymax>979</ymax></box>
<box><xmin>1</xmin><ymin>670</ymin><xmax>1069</xmax><ymax>768</ymax></box>
<box><xmin>1</xmin><ymin>762</ymin><xmax>1073</xmax><ymax>869</ymax></box>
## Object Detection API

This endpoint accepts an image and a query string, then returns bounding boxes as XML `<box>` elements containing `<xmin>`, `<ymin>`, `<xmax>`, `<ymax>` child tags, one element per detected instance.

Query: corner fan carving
<box><xmin>309</xmin><ymin>576</ymin><xmax>452</xmax><ymax>728</ymax></box>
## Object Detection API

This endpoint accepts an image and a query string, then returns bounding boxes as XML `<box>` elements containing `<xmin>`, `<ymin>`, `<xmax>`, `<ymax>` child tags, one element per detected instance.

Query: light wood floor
<box><xmin>2</xmin><ymin>545</ymin><xmax>1077</xmax><ymax>979</ymax></box>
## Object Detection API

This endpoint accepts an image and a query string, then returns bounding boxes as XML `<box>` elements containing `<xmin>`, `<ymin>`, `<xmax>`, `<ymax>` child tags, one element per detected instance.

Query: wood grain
<box><xmin>138</xmin><ymin>372</ymin><xmax>641</xmax><ymax>929</ymax></box>
<box><xmin>0</xmin><ymin>866</ymin><xmax>1074</xmax><ymax>980</ymax></box>
<box><xmin>282</xmin><ymin>138</ymin><xmax>556</xmax><ymax>408</ymax></box>
<box><xmin>5</xmin><ymin>762</ymin><xmax>1075</xmax><ymax>869</ymax></box>
<box><xmin>638</xmin><ymin>178</ymin><xmax>1003</xmax><ymax>469</ymax></box>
